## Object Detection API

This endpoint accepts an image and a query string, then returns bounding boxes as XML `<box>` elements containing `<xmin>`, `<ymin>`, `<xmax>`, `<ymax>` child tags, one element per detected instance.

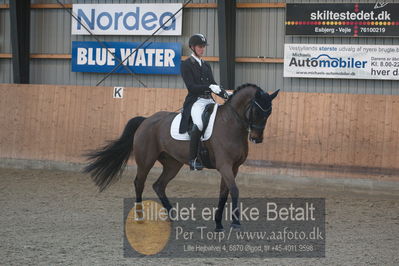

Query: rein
<box><xmin>226</xmin><ymin>99</ymin><xmax>272</xmax><ymax>132</ymax></box>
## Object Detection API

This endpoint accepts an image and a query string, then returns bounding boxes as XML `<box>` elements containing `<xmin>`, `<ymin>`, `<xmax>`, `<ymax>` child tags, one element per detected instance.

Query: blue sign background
<box><xmin>71</xmin><ymin>41</ymin><xmax>181</xmax><ymax>74</ymax></box>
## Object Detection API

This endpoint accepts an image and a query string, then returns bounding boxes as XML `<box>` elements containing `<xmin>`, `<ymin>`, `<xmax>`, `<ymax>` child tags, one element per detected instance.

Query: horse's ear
<box><xmin>270</xmin><ymin>89</ymin><xmax>280</xmax><ymax>100</ymax></box>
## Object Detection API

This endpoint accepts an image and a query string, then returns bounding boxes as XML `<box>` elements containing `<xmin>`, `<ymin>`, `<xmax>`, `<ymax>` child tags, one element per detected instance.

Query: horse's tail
<box><xmin>83</xmin><ymin>116</ymin><xmax>146</xmax><ymax>192</ymax></box>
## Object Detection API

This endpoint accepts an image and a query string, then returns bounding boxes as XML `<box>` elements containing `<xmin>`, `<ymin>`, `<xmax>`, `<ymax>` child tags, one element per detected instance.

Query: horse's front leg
<box><xmin>217</xmin><ymin>165</ymin><xmax>240</xmax><ymax>229</ymax></box>
<box><xmin>215</xmin><ymin>178</ymin><xmax>229</xmax><ymax>232</ymax></box>
<box><xmin>215</xmin><ymin>165</ymin><xmax>239</xmax><ymax>231</ymax></box>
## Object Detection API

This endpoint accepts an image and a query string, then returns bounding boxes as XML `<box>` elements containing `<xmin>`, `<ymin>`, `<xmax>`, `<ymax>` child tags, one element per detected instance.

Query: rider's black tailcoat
<box><xmin>179</xmin><ymin>56</ymin><xmax>216</xmax><ymax>133</ymax></box>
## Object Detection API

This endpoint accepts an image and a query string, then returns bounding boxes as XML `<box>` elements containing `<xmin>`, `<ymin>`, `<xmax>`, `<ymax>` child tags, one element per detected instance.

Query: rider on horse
<box><xmin>179</xmin><ymin>34</ymin><xmax>230</xmax><ymax>171</ymax></box>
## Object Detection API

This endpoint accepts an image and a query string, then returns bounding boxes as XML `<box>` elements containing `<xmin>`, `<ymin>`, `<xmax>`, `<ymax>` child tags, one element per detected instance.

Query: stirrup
<box><xmin>189</xmin><ymin>158</ymin><xmax>203</xmax><ymax>171</ymax></box>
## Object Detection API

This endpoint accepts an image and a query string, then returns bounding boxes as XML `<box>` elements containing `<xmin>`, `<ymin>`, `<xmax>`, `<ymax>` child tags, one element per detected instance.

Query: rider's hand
<box><xmin>218</xmin><ymin>89</ymin><xmax>230</xmax><ymax>100</ymax></box>
<box><xmin>209</xmin><ymin>84</ymin><xmax>221</xmax><ymax>94</ymax></box>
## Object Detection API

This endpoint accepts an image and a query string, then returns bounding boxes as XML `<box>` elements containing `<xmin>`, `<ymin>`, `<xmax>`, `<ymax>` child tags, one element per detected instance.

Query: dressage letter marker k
<box><xmin>113</xmin><ymin>87</ymin><xmax>124</xmax><ymax>98</ymax></box>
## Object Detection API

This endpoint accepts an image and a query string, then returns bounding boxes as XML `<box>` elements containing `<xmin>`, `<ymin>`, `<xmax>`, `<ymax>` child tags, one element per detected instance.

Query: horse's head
<box><xmin>226</xmin><ymin>84</ymin><xmax>279</xmax><ymax>143</ymax></box>
<box><xmin>246</xmin><ymin>88</ymin><xmax>279</xmax><ymax>143</ymax></box>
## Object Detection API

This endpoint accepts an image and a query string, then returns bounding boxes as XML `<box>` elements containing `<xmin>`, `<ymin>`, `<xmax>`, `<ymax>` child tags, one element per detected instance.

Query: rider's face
<box><xmin>193</xmin><ymin>45</ymin><xmax>206</xmax><ymax>57</ymax></box>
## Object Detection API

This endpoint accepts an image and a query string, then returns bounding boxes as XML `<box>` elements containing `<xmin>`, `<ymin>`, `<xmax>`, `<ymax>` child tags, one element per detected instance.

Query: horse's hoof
<box><xmin>230</xmin><ymin>223</ymin><xmax>241</xmax><ymax>230</ymax></box>
<box><xmin>214</xmin><ymin>227</ymin><xmax>224</xmax><ymax>232</ymax></box>
<box><xmin>134</xmin><ymin>217</ymin><xmax>145</xmax><ymax>224</ymax></box>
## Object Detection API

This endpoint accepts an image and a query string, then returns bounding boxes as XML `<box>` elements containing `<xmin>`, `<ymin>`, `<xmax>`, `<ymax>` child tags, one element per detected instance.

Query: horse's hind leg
<box><xmin>134</xmin><ymin>154</ymin><xmax>158</xmax><ymax>220</ymax></box>
<box><xmin>153</xmin><ymin>153</ymin><xmax>183</xmax><ymax>212</ymax></box>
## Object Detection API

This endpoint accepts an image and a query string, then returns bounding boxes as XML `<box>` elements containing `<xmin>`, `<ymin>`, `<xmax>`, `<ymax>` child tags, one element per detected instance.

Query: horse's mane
<box><xmin>235</xmin><ymin>83</ymin><xmax>260</xmax><ymax>93</ymax></box>
<box><xmin>225</xmin><ymin>83</ymin><xmax>262</xmax><ymax>103</ymax></box>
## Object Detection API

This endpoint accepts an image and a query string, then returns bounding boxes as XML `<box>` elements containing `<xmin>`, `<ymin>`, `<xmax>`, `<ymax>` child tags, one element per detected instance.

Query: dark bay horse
<box><xmin>84</xmin><ymin>83</ymin><xmax>279</xmax><ymax>230</ymax></box>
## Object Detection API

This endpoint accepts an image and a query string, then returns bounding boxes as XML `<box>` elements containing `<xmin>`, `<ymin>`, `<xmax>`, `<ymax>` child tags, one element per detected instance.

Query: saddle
<box><xmin>170</xmin><ymin>103</ymin><xmax>218</xmax><ymax>142</ymax></box>
<box><xmin>170</xmin><ymin>103</ymin><xmax>217</xmax><ymax>169</ymax></box>
<box><xmin>187</xmin><ymin>103</ymin><xmax>215</xmax><ymax>136</ymax></box>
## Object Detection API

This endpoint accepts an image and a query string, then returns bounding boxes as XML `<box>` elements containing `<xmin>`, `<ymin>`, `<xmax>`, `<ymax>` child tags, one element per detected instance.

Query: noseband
<box><xmin>247</xmin><ymin>100</ymin><xmax>272</xmax><ymax>130</ymax></box>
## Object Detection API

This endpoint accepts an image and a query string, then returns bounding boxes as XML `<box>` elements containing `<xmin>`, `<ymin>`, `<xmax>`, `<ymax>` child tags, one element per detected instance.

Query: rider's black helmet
<box><xmin>189</xmin><ymin>34</ymin><xmax>208</xmax><ymax>48</ymax></box>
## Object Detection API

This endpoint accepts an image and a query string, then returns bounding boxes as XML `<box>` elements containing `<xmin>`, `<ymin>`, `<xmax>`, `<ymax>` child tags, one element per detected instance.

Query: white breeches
<box><xmin>191</xmin><ymin>97</ymin><xmax>215</xmax><ymax>131</ymax></box>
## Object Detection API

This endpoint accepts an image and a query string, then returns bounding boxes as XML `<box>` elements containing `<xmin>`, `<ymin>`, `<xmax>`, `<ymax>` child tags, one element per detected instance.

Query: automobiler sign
<box><xmin>72</xmin><ymin>4</ymin><xmax>182</xmax><ymax>35</ymax></box>
<box><xmin>286</xmin><ymin>3</ymin><xmax>399</xmax><ymax>37</ymax></box>
<box><xmin>284</xmin><ymin>44</ymin><xmax>399</xmax><ymax>80</ymax></box>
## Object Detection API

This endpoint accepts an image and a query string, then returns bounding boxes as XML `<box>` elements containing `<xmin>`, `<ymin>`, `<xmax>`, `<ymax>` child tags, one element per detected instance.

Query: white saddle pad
<box><xmin>170</xmin><ymin>104</ymin><xmax>219</xmax><ymax>141</ymax></box>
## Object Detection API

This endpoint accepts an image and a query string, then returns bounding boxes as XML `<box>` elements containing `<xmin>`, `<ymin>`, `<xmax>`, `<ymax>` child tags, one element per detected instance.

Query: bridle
<box><xmin>248</xmin><ymin>100</ymin><xmax>272</xmax><ymax>130</ymax></box>
<box><xmin>227</xmin><ymin>98</ymin><xmax>272</xmax><ymax>132</ymax></box>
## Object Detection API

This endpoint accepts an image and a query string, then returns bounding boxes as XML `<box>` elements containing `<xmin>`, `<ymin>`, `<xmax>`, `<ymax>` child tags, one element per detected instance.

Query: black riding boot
<box><xmin>189</xmin><ymin>125</ymin><xmax>204</xmax><ymax>171</ymax></box>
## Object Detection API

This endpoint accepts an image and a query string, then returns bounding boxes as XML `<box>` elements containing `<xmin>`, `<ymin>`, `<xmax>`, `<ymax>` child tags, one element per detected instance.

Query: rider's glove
<box><xmin>209</xmin><ymin>84</ymin><xmax>221</xmax><ymax>94</ymax></box>
<box><xmin>218</xmin><ymin>89</ymin><xmax>230</xmax><ymax>100</ymax></box>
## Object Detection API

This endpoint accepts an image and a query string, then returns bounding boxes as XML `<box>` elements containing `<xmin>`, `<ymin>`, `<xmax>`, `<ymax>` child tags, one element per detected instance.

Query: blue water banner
<box><xmin>71</xmin><ymin>41</ymin><xmax>181</xmax><ymax>75</ymax></box>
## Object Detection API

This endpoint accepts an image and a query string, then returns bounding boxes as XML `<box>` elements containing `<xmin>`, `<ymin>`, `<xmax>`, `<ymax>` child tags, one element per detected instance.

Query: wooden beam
<box><xmin>1</xmin><ymin>54</ymin><xmax>284</xmax><ymax>63</ymax></box>
<box><xmin>185</xmin><ymin>3</ymin><xmax>217</xmax><ymax>8</ymax></box>
<box><xmin>31</xmin><ymin>4</ymin><xmax>72</xmax><ymax>9</ymax></box>
<box><xmin>236</xmin><ymin>57</ymin><xmax>284</xmax><ymax>63</ymax></box>
<box><xmin>236</xmin><ymin>3</ymin><xmax>286</xmax><ymax>8</ymax></box>
<box><xmin>30</xmin><ymin>54</ymin><xmax>71</xmax><ymax>59</ymax></box>
<box><xmin>0</xmin><ymin>53</ymin><xmax>12</xmax><ymax>58</ymax></box>
<box><xmin>0</xmin><ymin>3</ymin><xmax>217</xmax><ymax>9</ymax></box>
<box><xmin>182</xmin><ymin>56</ymin><xmax>219</xmax><ymax>62</ymax></box>
<box><xmin>0</xmin><ymin>54</ymin><xmax>71</xmax><ymax>59</ymax></box>
<box><xmin>0</xmin><ymin>3</ymin><xmax>287</xmax><ymax>9</ymax></box>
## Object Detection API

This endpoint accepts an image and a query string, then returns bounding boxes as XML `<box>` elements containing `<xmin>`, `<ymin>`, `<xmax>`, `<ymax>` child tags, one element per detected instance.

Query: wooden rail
<box><xmin>236</xmin><ymin>3</ymin><xmax>286</xmax><ymax>8</ymax></box>
<box><xmin>30</xmin><ymin>54</ymin><xmax>72</xmax><ymax>59</ymax></box>
<box><xmin>31</xmin><ymin>4</ymin><xmax>72</xmax><ymax>9</ymax></box>
<box><xmin>0</xmin><ymin>53</ymin><xmax>284</xmax><ymax>63</ymax></box>
<box><xmin>236</xmin><ymin>57</ymin><xmax>284</xmax><ymax>63</ymax></box>
<box><xmin>0</xmin><ymin>54</ymin><xmax>72</xmax><ymax>59</ymax></box>
<box><xmin>0</xmin><ymin>3</ymin><xmax>286</xmax><ymax>9</ymax></box>
<box><xmin>0</xmin><ymin>53</ymin><xmax>12</xmax><ymax>59</ymax></box>
<box><xmin>1</xmin><ymin>84</ymin><xmax>398</xmax><ymax>175</ymax></box>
